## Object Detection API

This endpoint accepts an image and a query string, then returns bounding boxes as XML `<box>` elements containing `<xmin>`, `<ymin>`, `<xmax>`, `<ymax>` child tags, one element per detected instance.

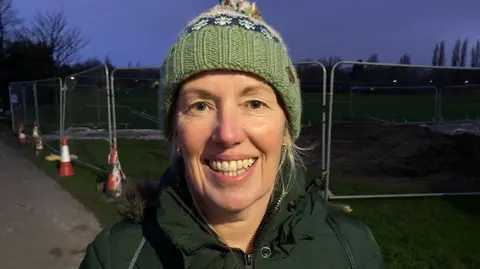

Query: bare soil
<box><xmin>298</xmin><ymin>121</ymin><xmax>480</xmax><ymax>192</ymax></box>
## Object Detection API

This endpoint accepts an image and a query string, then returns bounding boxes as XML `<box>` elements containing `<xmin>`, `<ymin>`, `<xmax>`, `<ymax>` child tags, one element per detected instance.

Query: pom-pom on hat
<box><xmin>161</xmin><ymin>0</ymin><xmax>302</xmax><ymax>140</ymax></box>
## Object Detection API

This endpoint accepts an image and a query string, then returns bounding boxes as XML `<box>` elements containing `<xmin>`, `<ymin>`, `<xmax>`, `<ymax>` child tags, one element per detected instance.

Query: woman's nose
<box><xmin>211</xmin><ymin>107</ymin><xmax>246</xmax><ymax>148</ymax></box>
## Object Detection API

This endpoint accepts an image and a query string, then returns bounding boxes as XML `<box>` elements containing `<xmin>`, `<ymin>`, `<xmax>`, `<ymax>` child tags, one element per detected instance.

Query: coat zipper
<box><xmin>245</xmin><ymin>254</ymin><xmax>254</xmax><ymax>269</ymax></box>
<box><xmin>243</xmin><ymin>190</ymin><xmax>287</xmax><ymax>268</ymax></box>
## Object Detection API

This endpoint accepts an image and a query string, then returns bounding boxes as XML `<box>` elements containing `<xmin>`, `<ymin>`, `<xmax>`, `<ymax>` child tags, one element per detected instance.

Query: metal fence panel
<box><xmin>9</xmin><ymin>81</ymin><xmax>36</xmax><ymax>135</ymax></box>
<box><xmin>292</xmin><ymin>61</ymin><xmax>328</xmax><ymax>198</ymax></box>
<box><xmin>327</xmin><ymin>61</ymin><xmax>480</xmax><ymax>200</ymax></box>
<box><xmin>60</xmin><ymin>65</ymin><xmax>110</xmax><ymax>164</ymax></box>
<box><xmin>35</xmin><ymin>78</ymin><xmax>63</xmax><ymax>135</ymax></box>
<box><xmin>64</xmin><ymin>65</ymin><xmax>110</xmax><ymax>132</ymax></box>
<box><xmin>110</xmin><ymin>67</ymin><xmax>161</xmax><ymax>132</ymax></box>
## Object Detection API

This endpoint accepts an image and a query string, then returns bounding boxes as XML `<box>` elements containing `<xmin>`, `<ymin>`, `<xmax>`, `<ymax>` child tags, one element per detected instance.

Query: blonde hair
<box><xmin>275</xmin><ymin>124</ymin><xmax>315</xmax><ymax>195</ymax></box>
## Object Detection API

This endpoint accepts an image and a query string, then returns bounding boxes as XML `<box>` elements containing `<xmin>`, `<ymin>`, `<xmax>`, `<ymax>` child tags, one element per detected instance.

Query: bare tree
<box><xmin>318</xmin><ymin>56</ymin><xmax>342</xmax><ymax>68</ymax></box>
<box><xmin>0</xmin><ymin>0</ymin><xmax>21</xmax><ymax>56</ymax></box>
<box><xmin>459</xmin><ymin>38</ymin><xmax>468</xmax><ymax>67</ymax></box>
<box><xmin>451</xmin><ymin>39</ymin><xmax>461</xmax><ymax>67</ymax></box>
<box><xmin>399</xmin><ymin>53</ymin><xmax>411</xmax><ymax>64</ymax></box>
<box><xmin>20</xmin><ymin>10</ymin><xmax>87</xmax><ymax>65</ymax></box>
<box><xmin>71</xmin><ymin>57</ymin><xmax>102</xmax><ymax>71</ymax></box>
<box><xmin>367</xmin><ymin>53</ymin><xmax>379</xmax><ymax>63</ymax></box>
<box><xmin>471</xmin><ymin>40</ymin><xmax>480</xmax><ymax>67</ymax></box>
<box><xmin>432</xmin><ymin>44</ymin><xmax>439</xmax><ymax>66</ymax></box>
<box><xmin>438</xmin><ymin>41</ymin><xmax>445</xmax><ymax>66</ymax></box>
<box><xmin>104</xmin><ymin>55</ymin><xmax>114</xmax><ymax>71</ymax></box>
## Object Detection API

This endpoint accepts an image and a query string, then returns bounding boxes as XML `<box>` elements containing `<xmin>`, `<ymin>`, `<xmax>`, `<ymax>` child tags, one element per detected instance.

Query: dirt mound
<box><xmin>299</xmin><ymin>122</ymin><xmax>480</xmax><ymax>179</ymax></box>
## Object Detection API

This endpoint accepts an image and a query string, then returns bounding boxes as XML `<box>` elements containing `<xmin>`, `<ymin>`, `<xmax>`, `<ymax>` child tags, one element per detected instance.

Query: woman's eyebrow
<box><xmin>179</xmin><ymin>88</ymin><xmax>215</xmax><ymax>99</ymax></box>
<box><xmin>241</xmin><ymin>85</ymin><xmax>269</xmax><ymax>96</ymax></box>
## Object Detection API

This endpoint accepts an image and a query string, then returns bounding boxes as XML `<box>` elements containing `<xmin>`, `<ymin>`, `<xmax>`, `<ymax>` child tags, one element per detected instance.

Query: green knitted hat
<box><xmin>161</xmin><ymin>0</ymin><xmax>302</xmax><ymax>140</ymax></box>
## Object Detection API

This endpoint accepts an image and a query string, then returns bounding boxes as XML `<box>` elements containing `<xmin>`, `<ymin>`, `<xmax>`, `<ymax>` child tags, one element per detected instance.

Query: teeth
<box><xmin>217</xmin><ymin>169</ymin><xmax>247</xmax><ymax>176</ymax></box>
<box><xmin>209</xmin><ymin>158</ymin><xmax>256</xmax><ymax>172</ymax></box>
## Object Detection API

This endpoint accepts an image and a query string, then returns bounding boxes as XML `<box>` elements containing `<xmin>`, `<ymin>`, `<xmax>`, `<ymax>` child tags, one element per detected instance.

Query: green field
<box><xmin>302</xmin><ymin>91</ymin><xmax>480</xmax><ymax>125</ymax></box>
<box><xmin>61</xmin><ymin>86</ymin><xmax>158</xmax><ymax>131</ymax></box>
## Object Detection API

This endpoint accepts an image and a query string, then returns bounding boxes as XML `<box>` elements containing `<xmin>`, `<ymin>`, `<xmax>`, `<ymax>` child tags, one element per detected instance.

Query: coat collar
<box><xmin>153</xmin><ymin>162</ymin><xmax>330</xmax><ymax>258</ymax></box>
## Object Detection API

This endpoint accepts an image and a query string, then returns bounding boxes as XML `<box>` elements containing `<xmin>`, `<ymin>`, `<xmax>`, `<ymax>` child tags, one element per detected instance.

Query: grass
<box><xmin>342</xmin><ymin>196</ymin><xmax>480</xmax><ymax>268</ymax></box>
<box><xmin>302</xmin><ymin>91</ymin><xmax>480</xmax><ymax>124</ymax></box>
<box><xmin>50</xmin><ymin>138</ymin><xmax>169</xmax><ymax>224</ymax></box>
<box><xmin>4</xmin><ymin>86</ymin><xmax>480</xmax><ymax>268</ymax></box>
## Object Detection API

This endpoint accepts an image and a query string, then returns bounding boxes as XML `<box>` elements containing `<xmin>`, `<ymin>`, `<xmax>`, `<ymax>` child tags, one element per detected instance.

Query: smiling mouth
<box><xmin>207</xmin><ymin>158</ymin><xmax>258</xmax><ymax>176</ymax></box>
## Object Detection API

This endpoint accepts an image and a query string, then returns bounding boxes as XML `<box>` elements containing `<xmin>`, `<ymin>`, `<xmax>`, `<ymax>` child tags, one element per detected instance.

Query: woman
<box><xmin>80</xmin><ymin>1</ymin><xmax>385</xmax><ymax>268</ymax></box>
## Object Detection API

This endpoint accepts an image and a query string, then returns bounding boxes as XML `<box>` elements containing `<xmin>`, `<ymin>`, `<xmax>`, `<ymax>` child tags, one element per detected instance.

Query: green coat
<box><xmin>79</xmin><ymin>165</ymin><xmax>384</xmax><ymax>269</ymax></box>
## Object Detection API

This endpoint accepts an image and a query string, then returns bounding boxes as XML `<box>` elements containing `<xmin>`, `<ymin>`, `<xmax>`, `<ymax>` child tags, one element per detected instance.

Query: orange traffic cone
<box><xmin>108</xmin><ymin>143</ymin><xmax>117</xmax><ymax>166</ymax></box>
<box><xmin>58</xmin><ymin>137</ymin><xmax>74</xmax><ymax>177</ymax></box>
<box><xmin>18</xmin><ymin>122</ymin><xmax>26</xmax><ymax>145</ymax></box>
<box><xmin>105</xmin><ymin>145</ymin><xmax>125</xmax><ymax>198</ymax></box>
<box><xmin>113</xmin><ymin>144</ymin><xmax>126</xmax><ymax>182</ymax></box>
<box><xmin>32</xmin><ymin>121</ymin><xmax>39</xmax><ymax>141</ymax></box>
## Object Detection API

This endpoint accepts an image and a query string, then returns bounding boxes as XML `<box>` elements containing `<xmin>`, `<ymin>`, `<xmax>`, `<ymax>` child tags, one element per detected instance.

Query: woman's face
<box><xmin>174</xmin><ymin>72</ymin><xmax>286</xmax><ymax>214</ymax></box>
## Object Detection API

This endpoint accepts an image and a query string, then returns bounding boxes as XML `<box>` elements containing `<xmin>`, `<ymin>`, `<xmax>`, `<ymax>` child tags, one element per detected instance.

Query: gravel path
<box><xmin>0</xmin><ymin>140</ymin><xmax>101</xmax><ymax>269</ymax></box>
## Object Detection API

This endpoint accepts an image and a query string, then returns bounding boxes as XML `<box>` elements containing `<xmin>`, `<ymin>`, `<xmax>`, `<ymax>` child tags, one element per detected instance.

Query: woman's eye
<box><xmin>185</xmin><ymin>101</ymin><xmax>211</xmax><ymax>115</ymax></box>
<box><xmin>193</xmin><ymin>102</ymin><xmax>208</xmax><ymax>111</ymax></box>
<box><xmin>247</xmin><ymin>100</ymin><xmax>263</xmax><ymax>109</ymax></box>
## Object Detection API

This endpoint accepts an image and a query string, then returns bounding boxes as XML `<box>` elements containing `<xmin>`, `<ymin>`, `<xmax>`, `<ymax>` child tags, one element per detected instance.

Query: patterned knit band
<box><xmin>161</xmin><ymin>0</ymin><xmax>302</xmax><ymax>140</ymax></box>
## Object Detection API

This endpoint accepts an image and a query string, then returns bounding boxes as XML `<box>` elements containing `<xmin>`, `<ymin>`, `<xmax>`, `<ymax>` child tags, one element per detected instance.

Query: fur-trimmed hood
<box><xmin>117</xmin><ymin>177</ymin><xmax>160</xmax><ymax>223</ymax></box>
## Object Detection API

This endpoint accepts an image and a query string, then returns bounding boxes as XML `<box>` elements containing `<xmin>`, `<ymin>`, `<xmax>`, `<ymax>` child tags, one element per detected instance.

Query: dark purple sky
<box><xmin>15</xmin><ymin>0</ymin><xmax>480</xmax><ymax>67</ymax></box>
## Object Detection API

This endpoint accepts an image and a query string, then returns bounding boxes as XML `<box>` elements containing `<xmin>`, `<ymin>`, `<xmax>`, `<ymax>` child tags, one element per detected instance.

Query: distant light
<box><xmin>465</xmin><ymin>80</ymin><xmax>469</xmax><ymax>84</ymax></box>
<box><xmin>393</xmin><ymin>80</ymin><xmax>397</xmax><ymax>83</ymax></box>
<box><xmin>70</xmin><ymin>77</ymin><xmax>75</xmax><ymax>80</ymax></box>
<box><xmin>429</xmin><ymin>80</ymin><xmax>433</xmax><ymax>83</ymax></box>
